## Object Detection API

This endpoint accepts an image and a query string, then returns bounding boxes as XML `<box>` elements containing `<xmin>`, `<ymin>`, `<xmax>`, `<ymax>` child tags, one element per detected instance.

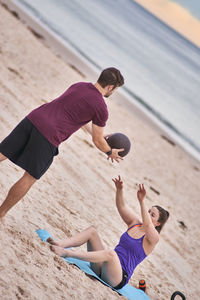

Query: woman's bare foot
<box><xmin>46</xmin><ymin>237</ymin><xmax>63</xmax><ymax>247</ymax></box>
<box><xmin>50</xmin><ymin>245</ymin><xmax>69</xmax><ymax>257</ymax></box>
<box><xmin>47</xmin><ymin>237</ymin><xmax>57</xmax><ymax>245</ymax></box>
<box><xmin>47</xmin><ymin>237</ymin><xmax>67</xmax><ymax>247</ymax></box>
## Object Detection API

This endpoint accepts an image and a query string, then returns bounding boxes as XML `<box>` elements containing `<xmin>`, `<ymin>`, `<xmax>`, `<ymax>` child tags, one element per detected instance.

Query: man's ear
<box><xmin>107</xmin><ymin>85</ymin><xmax>115</xmax><ymax>91</ymax></box>
<box><xmin>156</xmin><ymin>221</ymin><xmax>160</xmax><ymax>227</ymax></box>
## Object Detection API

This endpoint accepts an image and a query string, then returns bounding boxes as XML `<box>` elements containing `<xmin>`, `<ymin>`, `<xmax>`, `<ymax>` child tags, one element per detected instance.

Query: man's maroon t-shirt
<box><xmin>27</xmin><ymin>82</ymin><xmax>108</xmax><ymax>147</ymax></box>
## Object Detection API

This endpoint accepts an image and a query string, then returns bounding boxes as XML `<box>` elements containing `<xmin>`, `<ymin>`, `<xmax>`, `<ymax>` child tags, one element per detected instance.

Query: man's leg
<box><xmin>0</xmin><ymin>171</ymin><xmax>36</xmax><ymax>219</ymax></box>
<box><xmin>0</xmin><ymin>152</ymin><xmax>7</xmax><ymax>162</ymax></box>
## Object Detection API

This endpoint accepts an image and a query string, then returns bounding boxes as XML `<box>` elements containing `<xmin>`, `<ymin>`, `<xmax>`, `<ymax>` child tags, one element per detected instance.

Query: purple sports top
<box><xmin>114</xmin><ymin>224</ymin><xmax>147</xmax><ymax>284</ymax></box>
<box><xmin>27</xmin><ymin>82</ymin><xmax>108</xmax><ymax>147</ymax></box>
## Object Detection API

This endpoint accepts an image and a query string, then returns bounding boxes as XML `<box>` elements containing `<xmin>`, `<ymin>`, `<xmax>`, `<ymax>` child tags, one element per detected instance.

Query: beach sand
<box><xmin>0</xmin><ymin>3</ymin><xmax>200</xmax><ymax>300</ymax></box>
<box><xmin>135</xmin><ymin>0</ymin><xmax>200</xmax><ymax>48</ymax></box>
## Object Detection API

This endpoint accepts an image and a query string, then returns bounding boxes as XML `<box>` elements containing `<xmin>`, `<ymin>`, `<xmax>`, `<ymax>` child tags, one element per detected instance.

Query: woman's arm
<box><xmin>137</xmin><ymin>184</ymin><xmax>159</xmax><ymax>244</ymax></box>
<box><xmin>112</xmin><ymin>176</ymin><xmax>140</xmax><ymax>227</ymax></box>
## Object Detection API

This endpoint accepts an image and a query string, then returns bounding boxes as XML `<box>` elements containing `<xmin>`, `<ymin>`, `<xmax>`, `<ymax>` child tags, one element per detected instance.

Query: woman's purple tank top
<box><xmin>114</xmin><ymin>224</ymin><xmax>147</xmax><ymax>283</ymax></box>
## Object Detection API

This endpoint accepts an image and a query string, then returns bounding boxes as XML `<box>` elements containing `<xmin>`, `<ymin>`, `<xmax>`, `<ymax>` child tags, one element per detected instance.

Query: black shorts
<box><xmin>113</xmin><ymin>269</ymin><xmax>128</xmax><ymax>290</ymax></box>
<box><xmin>0</xmin><ymin>117</ymin><xmax>58</xmax><ymax>179</ymax></box>
<box><xmin>100</xmin><ymin>268</ymin><xmax>128</xmax><ymax>290</ymax></box>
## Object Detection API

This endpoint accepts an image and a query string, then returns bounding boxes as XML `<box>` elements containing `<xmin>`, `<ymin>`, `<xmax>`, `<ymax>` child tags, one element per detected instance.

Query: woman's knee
<box><xmin>105</xmin><ymin>249</ymin><xmax>117</xmax><ymax>261</ymax></box>
<box><xmin>88</xmin><ymin>225</ymin><xmax>98</xmax><ymax>236</ymax></box>
<box><xmin>87</xmin><ymin>226</ymin><xmax>101</xmax><ymax>242</ymax></box>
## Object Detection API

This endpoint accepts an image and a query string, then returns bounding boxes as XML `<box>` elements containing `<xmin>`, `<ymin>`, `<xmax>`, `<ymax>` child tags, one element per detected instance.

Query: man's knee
<box><xmin>0</xmin><ymin>152</ymin><xmax>7</xmax><ymax>162</ymax></box>
<box><xmin>23</xmin><ymin>171</ymin><xmax>37</xmax><ymax>184</ymax></box>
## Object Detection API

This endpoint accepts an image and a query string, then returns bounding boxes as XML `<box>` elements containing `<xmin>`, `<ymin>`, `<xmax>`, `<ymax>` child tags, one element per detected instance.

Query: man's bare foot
<box><xmin>0</xmin><ymin>218</ymin><xmax>5</xmax><ymax>227</ymax></box>
<box><xmin>50</xmin><ymin>245</ymin><xmax>69</xmax><ymax>257</ymax></box>
<box><xmin>0</xmin><ymin>214</ymin><xmax>6</xmax><ymax>227</ymax></box>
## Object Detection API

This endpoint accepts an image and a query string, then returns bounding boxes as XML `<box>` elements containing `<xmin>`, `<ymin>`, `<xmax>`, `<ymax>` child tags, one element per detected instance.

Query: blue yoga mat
<box><xmin>36</xmin><ymin>229</ymin><xmax>151</xmax><ymax>300</ymax></box>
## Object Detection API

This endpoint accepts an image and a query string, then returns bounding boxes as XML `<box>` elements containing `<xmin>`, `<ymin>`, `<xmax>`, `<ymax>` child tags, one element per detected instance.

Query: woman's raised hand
<box><xmin>137</xmin><ymin>184</ymin><xmax>146</xmax><ymax>202</ymax></box>
<box><xmin>112</xmin><ymin>175</ymin><xmax>123</xmax><ymax>190</ymax></box>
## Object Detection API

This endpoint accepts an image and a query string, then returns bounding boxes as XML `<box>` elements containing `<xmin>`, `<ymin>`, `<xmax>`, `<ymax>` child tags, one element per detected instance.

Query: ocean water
<box><xmin>172</xmin><ymin>0</ymin><xmax>200</xmax><ymax>20</ymax></box>
<box><xmin>13</xmin><ymin>0</ymin><xmax>200</xmax><ymax>161</ymax></box>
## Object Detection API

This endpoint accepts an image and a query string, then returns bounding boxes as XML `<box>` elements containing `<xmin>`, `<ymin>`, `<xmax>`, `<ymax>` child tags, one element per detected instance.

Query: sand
<box><xmin>0</xmin><ymin>3</ymin><xmax>200</xmax><ymax>300</ymax></box>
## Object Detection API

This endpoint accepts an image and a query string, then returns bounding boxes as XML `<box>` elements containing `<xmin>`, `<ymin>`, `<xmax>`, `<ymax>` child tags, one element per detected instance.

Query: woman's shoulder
<box><xmin>127</xmin><ymin>220</ymin><xmax>142</xmax><ymax>230</ymax></box>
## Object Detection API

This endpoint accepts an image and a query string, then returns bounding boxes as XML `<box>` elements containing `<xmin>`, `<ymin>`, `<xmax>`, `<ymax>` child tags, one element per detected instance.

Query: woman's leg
<box><xmin>86</xmin><ymin>226</ymin><xmax>105</xmax><ymax>275</ymax></box>
<box><xmin>50</xmin><ymin>246</ymin><xmax>123</xmax><ymax>287</ymax></box>
<box><xmin>48</xmin><ymin>226</ymin><xmax>105</xmax><ymax>275</ymax></box>
<box><xmin>47</xmin><ymin>226</ymin><xmax>104</xmax><ymax>249</ymax></box>
<box><xmin>49</xmin><ymin>226</ymin><xmax>123</xmax><ymax>285</ymax></box>
<box><xmin>100</xmin><ymin>251</ymin><xmax>123</xmax><ymax>287</ymax></box>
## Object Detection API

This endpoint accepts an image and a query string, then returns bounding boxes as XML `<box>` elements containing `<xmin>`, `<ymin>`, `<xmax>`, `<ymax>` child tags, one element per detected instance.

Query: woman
<box><xmin>48</xmin><ymin>176</ymin><xmax>169</xmax><ymax>289</ymax></box>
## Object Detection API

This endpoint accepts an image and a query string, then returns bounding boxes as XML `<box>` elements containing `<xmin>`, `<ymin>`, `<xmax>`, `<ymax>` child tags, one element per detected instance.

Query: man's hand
<box><xmin>91</xmin><ymin>124</ymin><xmax>124</xmax><ymax>163</ymax></box>
<box><xmin>137</xmin><ymin>184</ymin><xmax>146</xmax><ymax>203</ymax></box>
<box><xmin>107</xmin><ymin>148</ymin><xmax>124</xmax><ymax>163</ymax></box>
<box><xmin>112</xmin><ymin>175</ymin><xmax>123</xmax><ymax>190</ymax></box>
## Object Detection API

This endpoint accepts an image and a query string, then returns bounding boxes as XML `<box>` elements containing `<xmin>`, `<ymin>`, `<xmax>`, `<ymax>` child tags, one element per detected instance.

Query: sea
<box><xmin>11</xmin><ymin>0</ymin><xmax>200</xmax><ymax>161</ymax></box>
<box><xmin>172</xmin><ymin>0</ymin><xmax>200</xmax><ymax>20</ymax></box>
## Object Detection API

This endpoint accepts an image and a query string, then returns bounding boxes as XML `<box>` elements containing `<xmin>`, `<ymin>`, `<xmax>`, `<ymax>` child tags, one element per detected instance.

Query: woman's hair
<box><xmin>154</xmin><ymin>205</ymin><xmax>169</xmax><ymax>233</ymax></box>
<box><xmin>97</xmin><ymin>67</ymin><xmax>124</xmax><ymax>88</ymax></box>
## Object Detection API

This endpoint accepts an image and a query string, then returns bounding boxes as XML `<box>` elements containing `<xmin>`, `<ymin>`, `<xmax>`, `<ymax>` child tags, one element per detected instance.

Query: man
<box><xmin>0</xmin><ymin>67</ymin><xmax>124</xmax><ymax>221</ymax></box>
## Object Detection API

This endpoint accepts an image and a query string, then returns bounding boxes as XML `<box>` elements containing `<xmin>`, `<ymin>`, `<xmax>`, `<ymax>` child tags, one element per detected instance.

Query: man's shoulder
<box><xmin>71</xmin><ymin>82</ymin><xmax>100</xmax><ymax>94</ymax></box>
<box><xmin>70</xmin><ymin>81</ymin><xmax>91</xmax><ymax>89</ymax></box>
<box><xmin>72</xmin><ymin>82</ymin><xmax>104</xmax><ymax>100</ymax></box>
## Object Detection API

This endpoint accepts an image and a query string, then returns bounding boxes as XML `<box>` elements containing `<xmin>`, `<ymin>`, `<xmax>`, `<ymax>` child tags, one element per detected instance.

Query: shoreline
<box><xmin>135</xmin><ymin>0</ymin><xmax>200</xmax><ymax>49</ymax></box>
<box><xmin>1</xmin><ymin>0</ymin><xmax>200</xmax><ymax>164</ymax></box>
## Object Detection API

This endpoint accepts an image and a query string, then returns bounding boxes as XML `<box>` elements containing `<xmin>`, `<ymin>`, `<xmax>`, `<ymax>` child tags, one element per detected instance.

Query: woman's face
<box><xmin>148</xmin><ymin>206</ymin><xmax>160</xmax><ymax>227</ymax></box>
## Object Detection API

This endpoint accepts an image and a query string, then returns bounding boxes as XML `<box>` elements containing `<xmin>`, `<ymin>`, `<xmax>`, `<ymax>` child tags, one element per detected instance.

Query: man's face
<box><xmin>104</xmin><ymin>86</ymin><xmax>118</xmax><ymax>98</ymax></box>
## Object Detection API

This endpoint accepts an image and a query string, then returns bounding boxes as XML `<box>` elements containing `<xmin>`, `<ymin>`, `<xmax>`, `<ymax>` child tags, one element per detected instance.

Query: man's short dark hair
<box><xmin>97</xmin><ymin>67</ymin><xmax>124</xmax><ymax>88</ymax></box>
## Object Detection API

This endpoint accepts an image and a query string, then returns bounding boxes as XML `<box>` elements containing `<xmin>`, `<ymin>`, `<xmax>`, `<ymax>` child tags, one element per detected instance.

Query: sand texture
<box><xmin>0</xmin><ymin>4</ymin><xmax>200</xmax><ymax>300</ymax></box>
